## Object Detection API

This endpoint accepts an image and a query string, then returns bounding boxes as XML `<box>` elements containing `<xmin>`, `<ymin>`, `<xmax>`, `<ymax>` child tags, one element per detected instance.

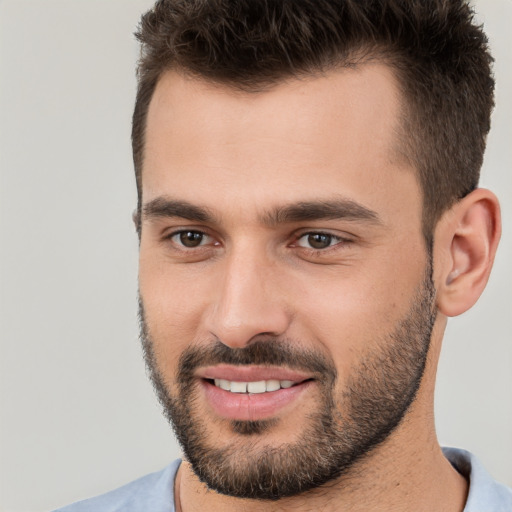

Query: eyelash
<box><xmin>165</xmin><ymin>229</ymin><xmax>351</xmax><ymax>254</ymax></box>
<box><xmin>166</xmin><ymin>230</ymin><xmax>216</xmax><ymax>250</ymax></box>
<box><xmin>293</xmin><ymin>232</ymin><xmax>349</xmax><ymax>251</ymax></box>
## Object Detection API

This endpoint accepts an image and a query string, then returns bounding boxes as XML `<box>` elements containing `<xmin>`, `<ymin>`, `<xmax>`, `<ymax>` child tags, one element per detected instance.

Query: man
<box><xmin>56</xmin><ymin>0</ymin><xmax>511</xmax><ymax>510</ymax></box>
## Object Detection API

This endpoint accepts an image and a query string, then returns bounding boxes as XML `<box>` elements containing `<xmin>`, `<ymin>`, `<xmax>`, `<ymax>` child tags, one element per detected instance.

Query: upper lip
<box><xmin>196</xmin><ymin>365</ymin><xmax>312</xmax><ymax>383</ymax></box>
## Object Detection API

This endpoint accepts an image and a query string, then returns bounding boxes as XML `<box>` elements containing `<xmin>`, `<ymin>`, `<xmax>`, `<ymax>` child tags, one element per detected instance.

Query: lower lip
<box><xmin>200</xmin><ymin>379</ymin><xmax>313</xmax><ymax>421</ymax></box>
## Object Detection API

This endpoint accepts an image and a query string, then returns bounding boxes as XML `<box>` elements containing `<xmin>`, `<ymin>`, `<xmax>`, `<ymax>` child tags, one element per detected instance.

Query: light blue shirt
<box><xmin>53</xmin><ymin>448</ymin><xmax>512</xmax><ymax>511</ymax></box>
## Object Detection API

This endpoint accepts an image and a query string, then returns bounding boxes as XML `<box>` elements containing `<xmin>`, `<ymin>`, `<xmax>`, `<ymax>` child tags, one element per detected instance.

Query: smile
<box><xmin>199</xmin><ymin>376</ymin><xmax>313</xmax><ymax>421</ymax></box>
<box><xmin>212</xmin><ymin>379</ymin><xmax>296</xmax><ymax>393</ymax></box>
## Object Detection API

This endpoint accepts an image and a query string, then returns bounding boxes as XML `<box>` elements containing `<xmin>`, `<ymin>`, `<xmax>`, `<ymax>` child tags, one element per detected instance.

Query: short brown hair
<box><xmin>132</xmin><ymin>0</ymin><xmax>494</xmax><ymax>241</ymax></box>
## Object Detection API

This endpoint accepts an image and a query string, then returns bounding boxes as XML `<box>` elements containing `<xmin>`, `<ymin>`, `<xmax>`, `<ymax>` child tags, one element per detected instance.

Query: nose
<box><xmin>204</xmin><ymin>246</ymin><xmax>291</xmax><ymax>349</ymax></box>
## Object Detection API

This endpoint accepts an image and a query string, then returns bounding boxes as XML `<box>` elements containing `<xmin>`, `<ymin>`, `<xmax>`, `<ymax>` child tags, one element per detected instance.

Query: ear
<box><xmin>434</xmin><ymin>189</ymin><xmax>501</xmax><ymax>317</ymax></box>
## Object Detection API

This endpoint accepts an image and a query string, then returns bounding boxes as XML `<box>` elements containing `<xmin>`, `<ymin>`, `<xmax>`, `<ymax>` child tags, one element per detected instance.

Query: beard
<box><xmin>139</xmin><ymin>261</ymin><xmax>436</xmax><ymax>501</ymax></box>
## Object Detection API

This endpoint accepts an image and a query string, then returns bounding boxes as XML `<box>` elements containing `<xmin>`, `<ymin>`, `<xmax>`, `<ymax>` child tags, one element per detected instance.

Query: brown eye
<box><xmin>173</xmin><ymin>231</ymin><xmax>207</xmax><ymax>248</ymax></box>
<box><xmin>307</xmin><ymin>233</ymin><xmax>332</xmax><ymax>249</ymax></box>
<box><xmin>296</xmin><ymin>232</ymin><xmax>343</xmax><ymax>250</ymax></box>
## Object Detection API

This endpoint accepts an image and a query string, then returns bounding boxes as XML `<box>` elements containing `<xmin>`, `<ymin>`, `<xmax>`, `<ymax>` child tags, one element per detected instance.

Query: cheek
<box><xmin>292</xmin><ymin>251</ymin><xmax>426</xmax><ymax>376</ymax></box>
<box><xmin>138</xmin><ymin>256</ymin><xmax>213</xmax><ymax>371</ymax></box>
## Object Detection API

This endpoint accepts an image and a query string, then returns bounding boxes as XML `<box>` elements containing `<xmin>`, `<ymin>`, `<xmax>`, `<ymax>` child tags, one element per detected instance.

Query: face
<box><xmin>138</xmin><ymin>65</ymin><xmax>435</xmax><ymax>499</ymax></box>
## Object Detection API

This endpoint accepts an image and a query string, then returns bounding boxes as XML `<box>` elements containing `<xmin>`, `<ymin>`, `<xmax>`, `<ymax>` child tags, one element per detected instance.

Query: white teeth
<box><xmin>216</xmin><ymin>379</ymin><xmax>231</xmax><ymax>391</ymax></box>
<box><xmin>265</xmin><ymin>379</ymin><xmax>280</xmax><ymax>392</ymax></box>
<box><xmin>247</xmin><ymin>381</ymin><xmax>266</xmax><ymax>394</ymax></box>
<box><xmin>213</xmin><ymin>379</ymin><xmax>297</xmax><ymax>393</ymax></box>
<box><xmin>230</xmin><ymin>381</ymin><xmax>248</xmax><ymax>393</ymax></box>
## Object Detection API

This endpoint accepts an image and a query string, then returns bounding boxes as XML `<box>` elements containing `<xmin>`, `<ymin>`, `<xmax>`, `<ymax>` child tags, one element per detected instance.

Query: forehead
<box><xmin>142</xmin><ymin>65</ymin><xmax>418</xmax><ymax>223</ymax></box>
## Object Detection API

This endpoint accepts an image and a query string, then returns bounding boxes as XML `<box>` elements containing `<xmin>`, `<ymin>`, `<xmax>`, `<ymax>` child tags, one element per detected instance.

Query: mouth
<box><xmin>196</xmin><ymin>366</ymin><xmax>314</xmax><ymax>421</ymax></box>
<box><xmin>208</xmin><ymin>378</ymin><xmax>298</xmax><ymax>394</ymax></box>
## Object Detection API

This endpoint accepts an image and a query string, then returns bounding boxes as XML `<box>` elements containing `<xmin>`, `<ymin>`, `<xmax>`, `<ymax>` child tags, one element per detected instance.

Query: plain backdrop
<box><xmin>0</xmin><ymin>1</ymin><xmax>510</xmax><ymax>511</ymax></box>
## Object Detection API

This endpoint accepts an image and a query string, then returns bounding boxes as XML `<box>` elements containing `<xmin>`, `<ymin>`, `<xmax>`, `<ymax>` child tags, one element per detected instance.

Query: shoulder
<box><xmin>443</xmin><ymin>447</ymin><xmax>512</xmax><ymax>512</ymax></box>
<box><xmin>52</xmin><ymin>459</ymin><xmax>181</xmax><ymax>512</ymax></box>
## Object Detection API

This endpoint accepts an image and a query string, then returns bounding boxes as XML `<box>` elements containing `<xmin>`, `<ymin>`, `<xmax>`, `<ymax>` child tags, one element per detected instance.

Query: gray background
<box><xmin>0</xmin><ymin>1</ymin><xmax>510</xmax><ymax>511</ymax></box>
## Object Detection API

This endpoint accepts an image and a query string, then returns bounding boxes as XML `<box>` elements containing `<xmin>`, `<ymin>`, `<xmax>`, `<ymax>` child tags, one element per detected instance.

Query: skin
<box><xmin>138</xmin><ymin>64</ymin><xmax>501</xmax><ymax>511</ymax></box>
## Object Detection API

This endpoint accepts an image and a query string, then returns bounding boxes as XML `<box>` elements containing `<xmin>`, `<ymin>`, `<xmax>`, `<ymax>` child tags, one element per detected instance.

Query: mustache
<box><xmin>177</xmin><ymin>338</ymin><xmax>337</xmax><ymax>382</ymax></box>
<box><xmin>138</xmin><ymin>299</ymin><xmax>336</xmax><ymax>383</ymax></box>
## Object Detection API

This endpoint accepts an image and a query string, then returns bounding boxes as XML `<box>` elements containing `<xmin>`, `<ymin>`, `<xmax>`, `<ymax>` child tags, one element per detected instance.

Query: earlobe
<box><xmin>435</xmin><ymin>189</ymin><xmax>501</xmax><ymax>317</ymax></box>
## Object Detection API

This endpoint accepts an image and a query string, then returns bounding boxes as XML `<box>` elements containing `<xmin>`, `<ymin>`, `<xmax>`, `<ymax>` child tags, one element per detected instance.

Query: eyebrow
<box><xmin>142</xmin><ymin>196</ymin><xmax>382</xmax><ymax>226</ymax></box>
<box><xmin>262</xmin><ymin>199</ymin><xmax>382</xmax><ymax>226</ymax></box>
<box><xmin>143</xmin><ymin>197</ymin><xmax>216</xmax><ymax>223</ymax></box>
